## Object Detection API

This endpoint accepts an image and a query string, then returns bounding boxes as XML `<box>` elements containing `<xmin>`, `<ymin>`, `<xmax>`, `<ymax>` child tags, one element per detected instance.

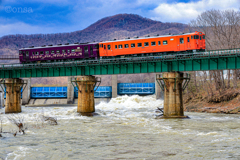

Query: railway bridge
<box><xmin>1</xmin><ymin>48</ymin><xmax>240</xmax><ymax>118</ymax></box>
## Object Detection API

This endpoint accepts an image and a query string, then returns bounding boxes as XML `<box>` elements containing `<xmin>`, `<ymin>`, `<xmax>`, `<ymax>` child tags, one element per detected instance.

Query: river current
<box><xmin>0</xmin><ymin>95</ymin><xmax>240</xmax><ymax>159</ymax></box>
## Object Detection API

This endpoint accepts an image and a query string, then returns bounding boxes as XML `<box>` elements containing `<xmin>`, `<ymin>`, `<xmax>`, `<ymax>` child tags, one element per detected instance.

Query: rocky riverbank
<box><xmin>184</xmin><ymin>89</ymin><xmax>240</xmax><ymax>114</ymax></box>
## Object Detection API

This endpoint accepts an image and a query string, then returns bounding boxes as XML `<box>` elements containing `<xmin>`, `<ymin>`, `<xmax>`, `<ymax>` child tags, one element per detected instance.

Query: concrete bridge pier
<box><xmin>4</xmin><ymin>78</ymin><xmax>24</xmax><ymax>113</ymax></box>
<box><xmin>22</xmin><ymin>78</ymin><xmax>31</xmax><ymax>105</ymax></box>
<box><xmin>155</xmin><ymin>73</ymin><xmax>163</xmax><ymax>99</ymax></box>
<box><xmin>67</xmin><ymin>76</ymin><xmax>74</xmax><ymax>104</ymax></box>
<box><xmin>111</xmin><ymin>75</ymin><xmax>118</xmax><ymax>98</ymax></box>
<box><xmin>156</xmin><ymin>72</ymin><xmax>189</xmax><ymax>118</ymax></box>
<box><xmin>75</xmin><ymin>76</ymin><xmax>100</xmax><ymax>116</ymax></box>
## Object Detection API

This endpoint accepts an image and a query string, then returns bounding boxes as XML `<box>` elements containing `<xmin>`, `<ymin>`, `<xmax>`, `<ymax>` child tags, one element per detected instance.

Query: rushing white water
<box><xmin>0</xmin><ymin>95</ymin><xmax>240</xmax><ymax>159</ymax></box>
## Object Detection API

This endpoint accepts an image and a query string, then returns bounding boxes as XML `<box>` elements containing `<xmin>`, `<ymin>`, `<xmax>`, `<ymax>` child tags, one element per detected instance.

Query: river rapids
<box><xmin>0</xmin><ymin>95</ymin><xmax>240</xmax><ymax>159</ymax></box>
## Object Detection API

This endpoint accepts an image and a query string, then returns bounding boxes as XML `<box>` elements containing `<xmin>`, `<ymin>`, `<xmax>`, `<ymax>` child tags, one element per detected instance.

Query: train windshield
<box><xmin>194</xmin><ymin>35</ymin><xmax>199</xmax><ymax>39</ymax></box>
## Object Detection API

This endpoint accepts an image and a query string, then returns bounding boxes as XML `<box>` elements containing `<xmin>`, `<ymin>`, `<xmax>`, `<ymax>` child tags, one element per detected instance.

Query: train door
<box><xmin>102</xmin><ymin>44</ymin><xmax>107</xmax><ymax>56</ymax></box>
<box><xmin>187</xmin><ymin>37</ymin><xmax>191</xmax><ymax>49</ymax></box>
<box><xmin>179</xmin><ymin>37</ymin><xmax>185</xmax><ymax>51</ymax></box>
<box><xmin>23</xmin><ymin>52</ymin><xmax>26</xmax><ymax>62</ymax></box>
<box><xmin>199</xmin><ymin>35</ymin><xmax>203</xmax><ymax>49</ymax></box>
<box><xmin>84</xmin><ymin>46</ymin><xmax>89</xmax><ymax>58</ymax></box>
<box><xmin>105</xmin><ymin>44</ymin><xmax>109</xmax><ymax>56</ymax></box>
<box><xmin>107</xmin><ymin>43</ymin><xmax>113</xmax><ymax>56</ymax></box>
<box><xmin>26</xmin><ymin>51</ymin><xmax>29</xmax><ymax>62</ymax></box>
<box><xmin>90</xmin><ymin>45</ymin><xmax>93</xmax><ymax>56</ymax></box>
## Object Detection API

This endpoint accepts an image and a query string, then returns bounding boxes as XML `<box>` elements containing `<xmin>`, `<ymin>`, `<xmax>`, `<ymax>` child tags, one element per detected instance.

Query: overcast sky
<box><xmin>0</xmin><ymin>0</ymin><xmax>239</xmax><ymax>37</ymax></box>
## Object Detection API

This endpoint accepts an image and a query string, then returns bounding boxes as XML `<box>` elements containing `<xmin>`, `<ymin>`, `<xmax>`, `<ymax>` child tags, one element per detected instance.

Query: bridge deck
<box><xmin>0</xmin><ymin>48</ymin><xmax>240</xmax><ymax>78</ymax></box>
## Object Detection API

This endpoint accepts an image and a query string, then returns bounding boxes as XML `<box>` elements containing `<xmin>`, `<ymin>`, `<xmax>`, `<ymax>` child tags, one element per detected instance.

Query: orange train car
<box><xmin>99</xmin><ymin>31</ymin><xmax>205</xmax><ymax>57</ymax></box>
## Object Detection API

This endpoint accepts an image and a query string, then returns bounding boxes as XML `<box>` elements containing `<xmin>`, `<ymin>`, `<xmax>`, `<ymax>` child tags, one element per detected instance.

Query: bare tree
<box><xmin>7</xmin><ymin>115</ymin><xmax>27</xmax><ymax>134</ymax></box>
<box><xmin>190</xmin><ymin>9</ymin><xmax>240</xmax><ymax>90</ymax></box>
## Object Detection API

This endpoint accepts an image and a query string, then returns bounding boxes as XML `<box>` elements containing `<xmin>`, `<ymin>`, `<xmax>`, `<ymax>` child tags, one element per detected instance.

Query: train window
<box><xmin>151</xmin><ymin>42</ymin><xmax>156</xmax><ymax>46</ymax></box>
<box><xmin>158</xmin><ymin>41</ymin><xmax>161</xmax><ymax>45</ymax></box>
<box><xmin>187</xmin><ymin>37</ymin><xmax>190</xmax><ymax>42</ymax></box>
<box><xmin>56</xmin><ymin>50</ymin><xmax>60</xmax><ymax>54</ymax></box>
<box><xmin>72</xmin><ymin>49</ymin><xmax>75</xmax><ymax>52</ymax></box>
<box><xmin>84</xmin><ymin>47</ymin><xmax>88</xmax><ymax>53</ymax></box>
<box><xmin>104</xmin><ymin>45</ymin><xmax>106</xmax><ymax>49</ymax></box>
<box><xmin>137</xmin><ymin>43</ymin><xmax>142</xmax><ymax>47</ymax></box>
<box><xmin>67</xmin><ymin>50</ymin><xmax>70</xmax><ymax>53</ymax></box>
<box><xmin>200</xmin><ymin>36</ymin><xmax>202</xmax><ymax>40</ymax></box>
<box><xmin>32</xmin><ymin>52</ymin><xmax>34</xmax><ymax>55</ymax></box>
<box><xmin>144</xmin><ymin>42</ymin><xmax>149</xmax><ymax>47</ymax></box>
<box><xmin>115</xmin><ymin>45</ymin><xmax>118</xmax><ymax>49</ymax></box>
<box><xmin>191</xmin><ymin>36</ymin><xmax>193</xmax><ymax>39</ymax></box>
<box><xmin>131</xmin><ymin>43</ymin><xmax>135</xmax><ymax>48</ymax></box>
<box><xmin>194</xmin><ymin>35</ymin><xmax>199</xmax><ymax>39</ymax></box>
<box><xmin>163</xmin><ymin>41</ymin><xmax>168</xmax><ymax>45</ymax></box>
<box><xmin>203</xmin><ymin>35</ymin><xmax>205</xmax><ymax>39</ymax></box>
<box><xmin>19</xmin><ymin>51</ymin><xmax>22</xmax><ymax>54</ymax></box>
<box><xmin>40</xmin><ymin>51</ymin><xmax>43</xmax><ymax>55</ymax></box>
<box><xmin>125</xmin><ymin>44</ymin><xmax>129</xmax><ymax>48</ymax></box>
<box><xmin>94</xmin><ymin>45</ymin><xmax>99</xmax><ymax>49</ymax></box>
<box><xmin>45</xmin><ymin>51</ymin><xmax>49</xmax><ymax>54</ymax></box>
<box><xmin>36</xmin><ymin>52</ymin><xmax>39</xmax><ymax>55</ymax></box>
<box><xmin>108</xmin><ymin>45</ymin><xmax>111</xmax><ymax>50</ymax></box>
<box><xmin>119</xmin><ymin>45</ymin><xmax>123</xmax><ymax>49</ymax></box>
<box><xmin>51</xmin><ymin>50</ymin><xmax>54</xmax><ymax>54</ymax></box>
<box><xmin>62</xmin><ymin>50</ymin><xmax>65</xmax><ymax>53</ymax></box>
<box><xmin>180</xmin><ymin>38</ymin><xmax>184</xmax><ymax>44</ymax></box>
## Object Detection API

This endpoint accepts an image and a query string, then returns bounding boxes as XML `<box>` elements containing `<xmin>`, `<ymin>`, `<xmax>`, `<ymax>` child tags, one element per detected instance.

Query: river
<box><xmin>0</xmin><ymin>95</ymin><xmax>240</xmax><ymax>159</ymax></box>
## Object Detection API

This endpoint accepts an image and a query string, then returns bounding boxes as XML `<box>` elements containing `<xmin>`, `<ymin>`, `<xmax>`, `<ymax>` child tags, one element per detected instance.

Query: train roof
<box><xmin>20</xmin><ymin>42</ymin><xmax>99</xmax><ymax>50</ymax></box>
<box><xmin>99</xmin><ymin>32</ymin><xmax>202</xmax><ymax>43</ymax></box>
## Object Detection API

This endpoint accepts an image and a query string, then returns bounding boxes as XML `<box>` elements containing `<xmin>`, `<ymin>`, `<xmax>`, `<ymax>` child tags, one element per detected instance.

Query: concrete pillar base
<box><xmin>79</xmin><ymin>112</ymin><xmax>99</xmax><ymax>116</ymax></box>
<box><xmin>76</xmin><ymin>76</ymin><xmax>100</xmax><ymax>115</ymax></box>
<box><xmin>158</xmin><ymin>115</ymin><xmax>189</xmax><ymax>119</ymax></box>
<box><xmin>5</xmin><ymin>78</ymin><xmax>24</xmax><ymax>114</ymax></box>
<box><xmin>157</xmin><ymin>72</ymin><xmax>188</xmax><ymax>118</ymax></box>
